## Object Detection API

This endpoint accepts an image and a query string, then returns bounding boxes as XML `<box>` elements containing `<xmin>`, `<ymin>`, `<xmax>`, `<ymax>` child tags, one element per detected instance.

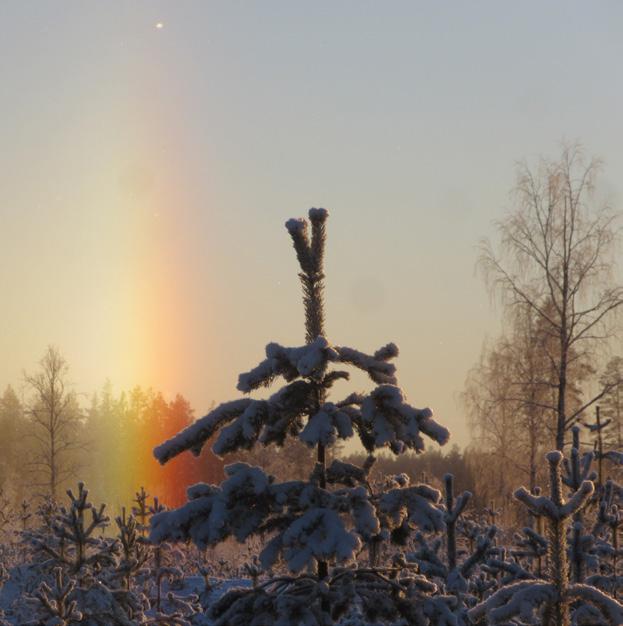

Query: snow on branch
<box><xmin>560</xmin><ymin>481</ymin><xmax>595</xmax><ymax>518</ymax></box>
<box><xmin>334</xmin><ymin>343</ymin><xmax>399</xmax><ymax>385</ymax></box>
<box><xmin>211</xmin><ymin>401</ymin><xmax>268</xmax><ymax>456</ymax></box>
<box><xmin>602</xmin><ymin>450</ymin><xmax>623</xmax><ymax>465</ymax></box>
<box><xmin>325</xmin><ymin>459</ymin><xmax>373</xmax><ymax>487</ymax></box>
<box><xmin>153</xmin><ymin>398</ymin><xmax>253</xmax><ymax>464</ymax></box>
<box><xmin>285</xmin><ymin>217</ymin><xmax>313</xmax><ymax>275</ymax></box>
<box><xmin>299</xmin><ymin>402</ymin><xmax>354</xmax><ymax>447</ymax></box>
<box><xmin>156</xmin><ymin>381</ymin><xmax>446</xmax><ymax>466</ymax></box>
<box><xmin>281</xmin><ymin>508</ymin><xmax>361</xmax><ymax>573</ymax></box>
<box><xmin>358</xmin><ymin>385</ymin><xmax>449</xmax><ymax>453</ymax></box>
<box><xmin>570</xmin><ymin>584</ymin><xmax>623</xmax><ymax>623</ymax></box>
<box><xmin>151</xmin><ymin>463</ymin><xmax>384</xmax><ymax>575</ymax></box>
<box><xmin>467</xmin><ymin>579</ymin><xmax>555</xmax><ymax>624</ymax></box>
<box><xmin>237</xmin><ymin>338</ymin><xmax>403</xmax><ymax>393</ymax></box>
<box><xmin>515</xmin><ymin>477</ymin><xmax>594</xmax><ymax>520</ymax></box>
<box><xmin>216</xmin><ymin>380</ymin><xmax>314</xmax><ymax>455</ymax></box>
<box><xmin>237</xmin><ymin>337</ymin><xmax>339</xmax><ymax>392</ymax></box>
<box><xmin>379</xmin><ymin>483</ymin><xmax>443</xmax><ymax>534</ymax></box>
<box><xmin>514</xmin><ymin>487</ymin><xmax>559</xmax><ymax>519</ymax></box>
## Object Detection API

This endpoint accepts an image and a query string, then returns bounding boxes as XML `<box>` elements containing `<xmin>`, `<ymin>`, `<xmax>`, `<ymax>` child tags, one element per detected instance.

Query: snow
<box><xmin>334</xmin><ymin>346</ymin><xmax>398</xmax><ymax>386</ymax></box>
<box><xmin>299</xmin><ymin>404</ymin><xmax>354</xmax><ymax>447</ymax></box>
<box><xmin>308</xmin><ymin>208</ymin><xmax>329</xmax><ymax>221</ymax></box>
<box><xmin>379</xmin><ymin>484</ymin><xmax>444</xmax><ymax>534</ymax></box>
<box><xmin>285</xmin><ymin>216</ymin><xmax>306</xmax><ymax>234</ymax></box>
<box><xmin>154</xmin><ymin>399</ymin><xmax>254</xmax><ymax>464</ymax></box>
<box><xmin>237</xmin><ymin>337</ymin><xmax>339</xmax><ymax>393</ymax></box>
<box><xmin>281</xmin><ymin>508</ymin><xmax>361</xmax><ymax>573</ymax></box>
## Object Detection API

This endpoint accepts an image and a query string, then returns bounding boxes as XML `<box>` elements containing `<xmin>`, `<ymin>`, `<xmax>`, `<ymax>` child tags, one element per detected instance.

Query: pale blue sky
<box><xmin>1</xmin><ymin>2</ymin><xmax>622</xmax><ymax>447</ymax></box>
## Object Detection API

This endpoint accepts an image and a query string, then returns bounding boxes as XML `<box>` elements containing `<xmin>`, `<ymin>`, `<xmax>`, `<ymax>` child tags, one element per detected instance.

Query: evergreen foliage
<box><xmin>150</xmin><ymin>209</ymin><xmax>450</xmax><ymax>624</ymax></box>
<box><xmin>469</xmin><ymin>449</ymin><xmax>623</xmax><ymax>625</ymax></box>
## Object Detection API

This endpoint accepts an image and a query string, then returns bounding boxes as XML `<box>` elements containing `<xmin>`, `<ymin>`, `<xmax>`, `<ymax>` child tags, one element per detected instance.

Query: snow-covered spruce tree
<box><xmin>589</xmin><ymin>479</ymin><xmax>623</xmax><ymax>599</ymax></box>
<box><xmin>562</xmin><ymin>426</ymin><xmax>597</xmax><ymax>586</ymax></box>
<box><xmin>405</xmin><ymin>474</ymin><xmax>496</xmax><ymax>625</ymax></box>
<box><xmin>151</xmin><ymin>208</ymin><xmax>450</xmax><ymax>625</ymax></box>
<box><xmin>26</xmin><ymin>566</ymin><xmax>83</xmax><ymax>626</ymax></box>
<box><xmin>132</xmin><ymin>487</ymin><xmax>150</xmax><ymax>537</ymax></box>
<box><xmin>468</xmin><ymin>451</ymin><xmax>623</xmax><ymax>626</ymax></box>
<box><xmin>19</xmin><ymin>496</ymin><xmax>63</xmax><ymax>570</ymax></box>
<box><xmin>483</xmin><ymin>489</ymin><xmax>548</xmax><ymax>585</ymax></box>
<box><xmin>17</xmin><ymin>483</ymin><xmax>150</xmax><ymax>626</ymax></box>
<box><xmin>24</xmin><ymin>482</ymin><xmax>119</xmax><ymax>576</ymax></box>
<box><xmin>481</xmin><ymin>428</ymin><xmax>597</xmax><ymax>593</ymax></box>
<box><xmin>115</xmin><ymin>507</ymin><xmax>149</xmax><ymax>591</ymax></box>
<box><xmin>146</xmin><ymin>497</ymin><xmax>185</xmax><ymax>613</ymax></box>
<box><xmin>507</xmin><ymin>524</ymin><xmax>548</xmax><ymax>580</ymax></box>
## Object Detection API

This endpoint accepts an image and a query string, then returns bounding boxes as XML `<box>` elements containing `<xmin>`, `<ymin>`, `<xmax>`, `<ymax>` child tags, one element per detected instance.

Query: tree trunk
<box><xmin>556</xmin><ymin>344</ymin><xmax>568</xmax><ymax>451</ymax></box>
<box><xmin>548</xmin><ymin>455</ymin><xmax>570</xmax><ymax>626</ymax></box>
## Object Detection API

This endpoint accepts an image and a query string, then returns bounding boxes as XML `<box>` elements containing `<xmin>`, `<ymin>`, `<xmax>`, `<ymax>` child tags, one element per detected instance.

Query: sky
<box><xmin>1</xmin><ymin>2</ymin><xmax>623</xmax><ymax>449</ymax></box>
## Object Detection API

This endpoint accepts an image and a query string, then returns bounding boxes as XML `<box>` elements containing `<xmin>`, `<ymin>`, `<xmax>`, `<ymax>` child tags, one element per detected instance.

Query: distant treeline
<box><xmin>0</xmin><ymin>349</ymin><xmax>223</xmax><ymax>513</ymax></box>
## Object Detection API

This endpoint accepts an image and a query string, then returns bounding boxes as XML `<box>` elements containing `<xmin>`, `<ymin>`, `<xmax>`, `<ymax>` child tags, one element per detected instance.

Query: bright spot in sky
<box><xmin>155</xmin><ymin>22</ymin><xmax>164</xmax><ymax>29</ymax></box>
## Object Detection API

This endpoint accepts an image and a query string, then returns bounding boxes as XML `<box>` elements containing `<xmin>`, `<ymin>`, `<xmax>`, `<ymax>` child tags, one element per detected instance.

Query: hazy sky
<box><xmin>1</xmin><ymin>2</ymin><xmax>623</xmax><ymax>448</ymax></box>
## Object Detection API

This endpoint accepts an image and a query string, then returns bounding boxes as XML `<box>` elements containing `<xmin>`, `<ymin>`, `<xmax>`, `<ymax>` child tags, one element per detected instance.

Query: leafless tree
<box><xmin>464</xmin><ymin>306</ymin><xmax>549</xmax><ymax>495</ymax></box>
<box><xmin>600</xmin><ymin>356</ymin><xmax>623</xmax><ymax>450</ymax></box>
<box><xmin>463</xmin><ymin>334</ymin><xmax>524</xmax><ymax>495</ymax></box>
<box><xmin>480</xmin><ymin>144</ymin><xmax>623</xmax><ymax>450</ymax></box>
<box><xmin>24</xmin><ymin>346</ymin><xmax>85</xmax><ymax>498</ymax></box>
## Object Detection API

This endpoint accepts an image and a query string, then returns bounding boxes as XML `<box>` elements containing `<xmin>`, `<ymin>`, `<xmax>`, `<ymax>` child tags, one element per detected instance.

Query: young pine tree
<box><xmin>24</xmin><ymin>482</ymin><xmax>119</xmax><ymax>576</ymax></box>
<box><xmin>469</xmin><ymin>451</ymin><xmax>623</xmax><ymax>626</ymax></box>
<box><xmin>150</xmin><ymin>209</ymin><xmax>450</xmax><ymax>625</ymax></box>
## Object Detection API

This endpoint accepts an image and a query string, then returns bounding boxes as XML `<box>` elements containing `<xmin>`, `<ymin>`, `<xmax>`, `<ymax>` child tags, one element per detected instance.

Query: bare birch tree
<box><xmin>24</xmin><ymin>346</ymin><xmax>84</xmax><ymax>498</ymax></box>
<box><xmin>480</xmin><ymin>144</ymin><xmax>623</xmax><ymax>450</ymax></box>
<box><xmin>464</xmin><ymin>306</ymin><xmax>550</xmax><ymax>495</ymax></box>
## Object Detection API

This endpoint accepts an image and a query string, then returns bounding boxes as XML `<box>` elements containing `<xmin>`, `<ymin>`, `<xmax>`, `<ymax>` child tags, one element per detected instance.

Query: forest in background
<box><xmin>4</xmin><ymin>145</ymin><xmax>623</xmax><ymax>528</ymax></box>
<box><xmin>0</xmin><ymin>353</ymin><xmax>224</xmax><ymax>515</ymax></box>
<box><xmin>0</xmin><ymin>145</ymin><xmax>623</xmax><ymax>540</ymax></box>
<box><xmin>0</xmin><ymin>347</ymin><xmax>475</xmax><ymax>519</ymax></box>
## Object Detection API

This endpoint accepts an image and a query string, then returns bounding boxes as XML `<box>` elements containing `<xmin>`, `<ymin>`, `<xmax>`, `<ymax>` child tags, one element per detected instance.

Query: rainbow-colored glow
<box><xmin>70</xmin><ymin>85</ymin><xmax>225</xmax><ymax>511</ymax></box>
<box><xmin>85</xmin><ymin>385</ymin><xmax>223</xmax><ymax>512</ymax></box>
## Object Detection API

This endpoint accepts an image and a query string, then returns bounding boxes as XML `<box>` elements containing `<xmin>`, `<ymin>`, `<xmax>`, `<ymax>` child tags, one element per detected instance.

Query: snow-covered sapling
<box><xmin>132</xmin><ymin>486</ymin><xmax>150</xmax><ymax>537</ymax></box>
<box><xmin>509</xmin><ymin>525</ymin><xmax>548</xmax><ymax>579</ymax></box>
<box><xmin>563</xmin><ymin>426</ymin><xmax>597</xmax><ymax>584</ymax></box>
<box><xmin>18</xmin><ymin>499</ymin><xmax>32</xmax><ymax>532</ymax></box>
<box><xmin>148</xmin><ymin>497</ymin><xmax>183</xmax><ymax>613</ymax></box>
<box><xmin>589</xmin><ymin>479</ymin><xmax>623</xmax><ymax>598</ymax></box>
<box><xmin>444</xmin><ymin>474</ymin><xmax>471</xmax><ymax>573</ymax></box>
<box><xmin>27</xmin><ymin>567</ymin><xmax>82</xmax><ymax>626</ymax></box>
<box><xmin>469</xmin><ymin>451</ymin><xmax>623</xmax><ymax>626</ymax></box>
<box><xmin>151</xmin><ymin>209</ymin><xmax>450</xmax><ymax>623</ymax></box>
<box><xmin>115</xmin><ymin>506</ymin><xmax>149</xmax><ymax>591</ymax></box>
<box><xmin>408</xmin><ymin>474</ymin><xmax>494</xmax><ymax>583</ymax></box>
<box><xmin>404</xmin><ymin>475</ymin><xmax>496</xmax><ymax>625</ymax></box>
<box><xmin>28</xmin><ymin>482</ymin><xmax>119</xmax><ymax>576</ymax></box>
